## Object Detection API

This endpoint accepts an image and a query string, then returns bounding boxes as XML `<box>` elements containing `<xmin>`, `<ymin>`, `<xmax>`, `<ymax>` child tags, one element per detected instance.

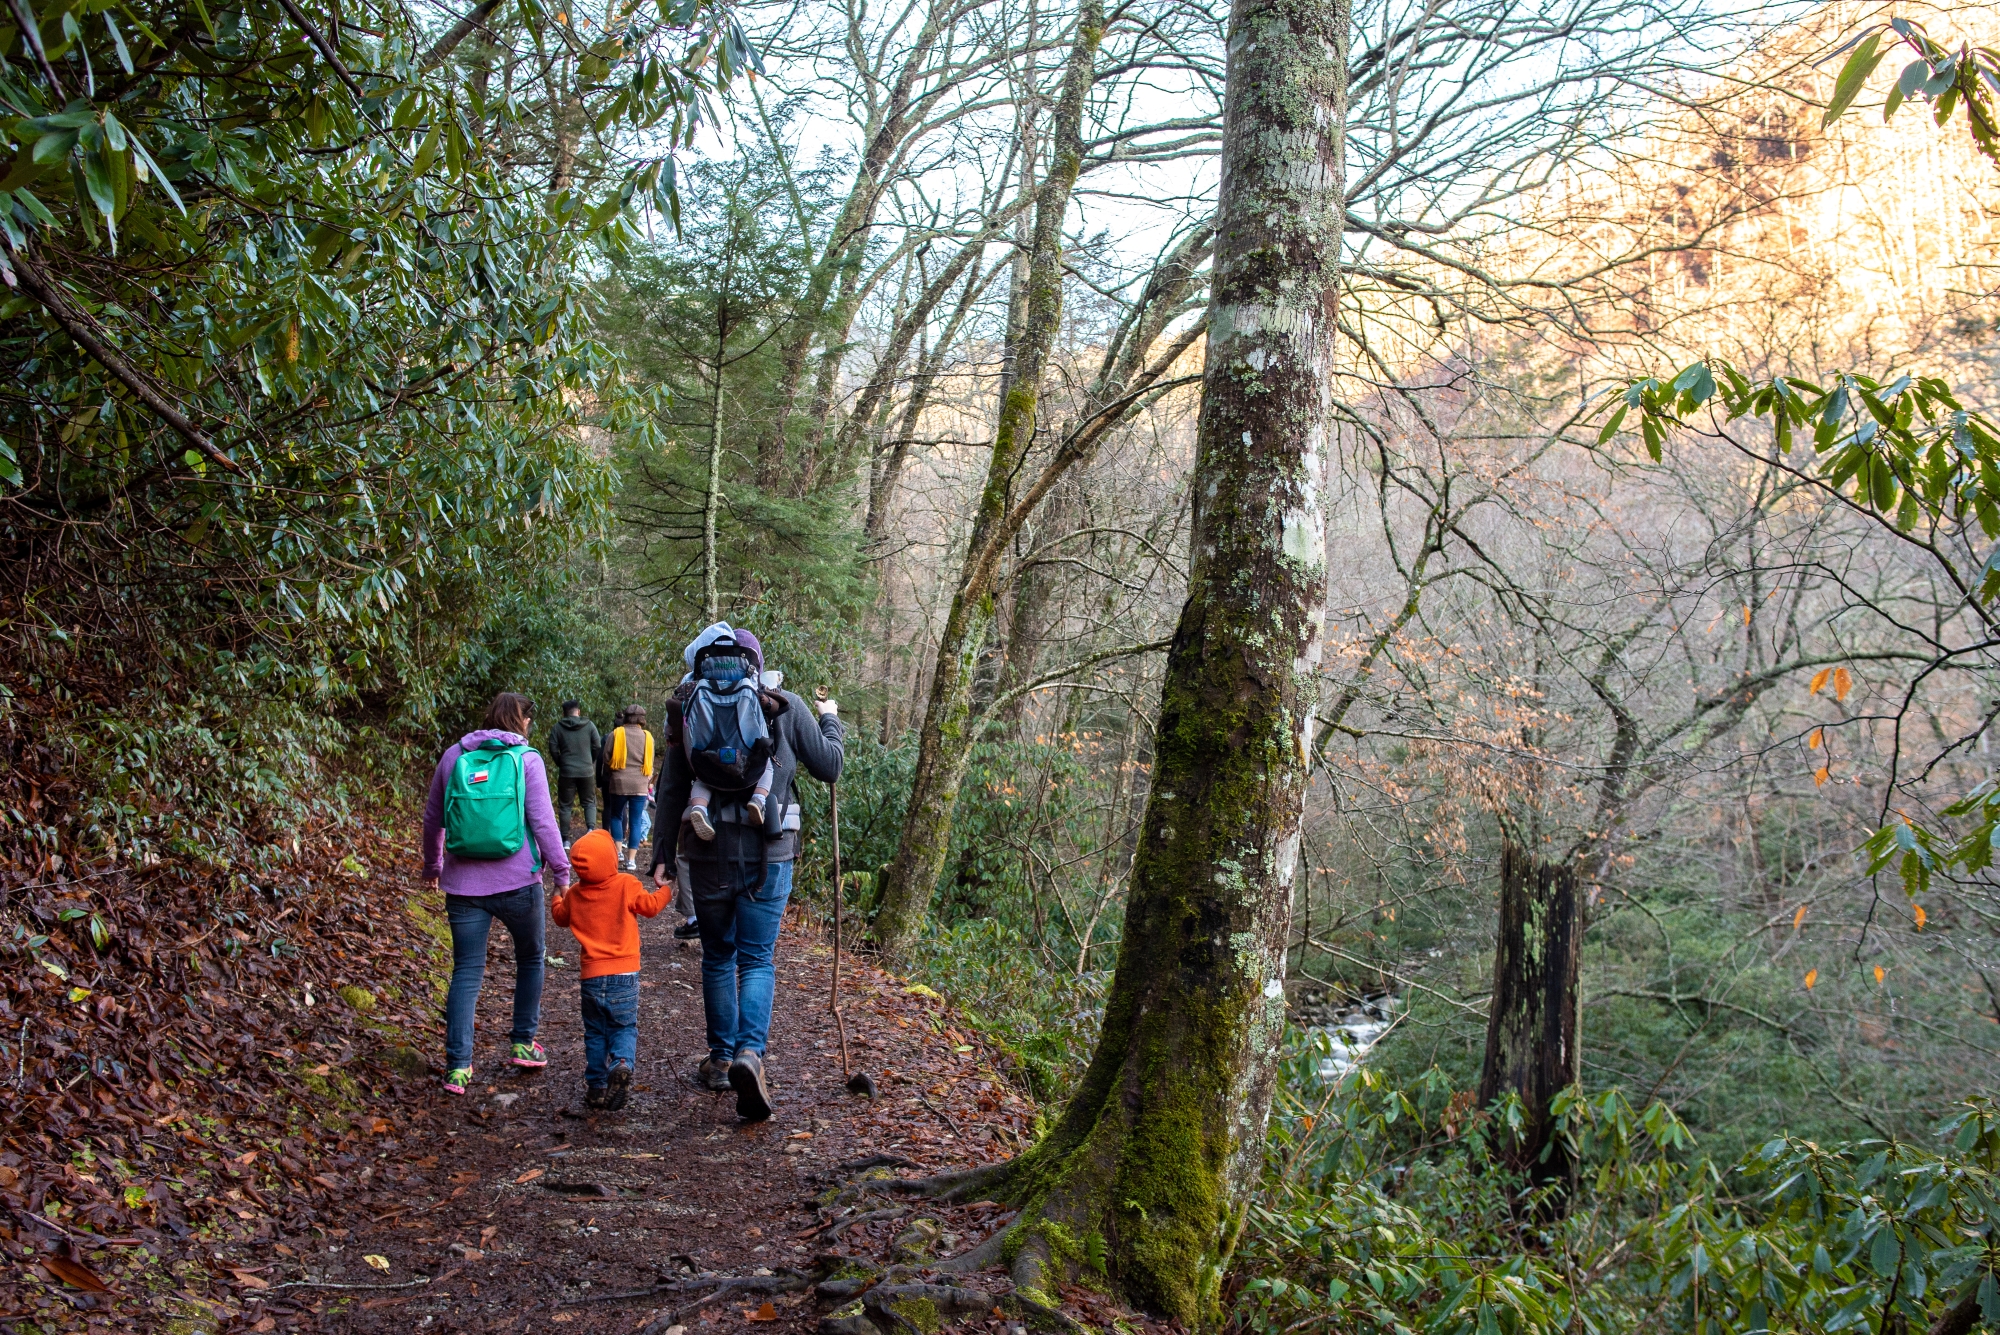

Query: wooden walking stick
<box><xmin>819</xmin><ymin>687</ymin><xmax>872</xmax><ymax>1097</ymax></box>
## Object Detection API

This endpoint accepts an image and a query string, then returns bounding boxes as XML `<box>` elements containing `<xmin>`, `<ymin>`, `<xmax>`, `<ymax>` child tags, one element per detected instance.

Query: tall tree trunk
<box><xmin>701</xmin><ymin>253</ymin><xmax>734</xmax><ymax>622</ymax></box>
<box><xmin>702</xmin><ymin>352</ymin><xmax>725</xmax><ymax>622</ymax></box>
<box><xmin>995</xmin><ymin>119</ymin><xmax>1037</xmax><ymax>410</ymax></box>
<box><xmin>795</xmin><ymin>256</ymin><xmax>865</xmax><ymax>495</ymax></box>
<box><xmin>917</xmin><ymin>0</ymin><xmax>1346</xmax><ymax>1320</ymax></box>
<box><xmin>859</xmin><ymin>250</ymin><xmax>997</xmax><ymax>538</ymax></box>
<box><xmin>871</xmin><ymin>3</ymin><xmax>1105</xmax><ymax>959</ymax></box>
<box><xmin>763</xmin><ymin>190</ymin><xmax>859</xmax><ymax>490</ymax></box>
<box><xmin>761</xmin><ymin>0</ymin><xmax>952</xmax><ymax>479</ymax></box>
<box><xmin>1477</xmin><ymin>839</ymin><xmax>1582</xmax><ymax>1208</ymax></box>
<box><xmin>991</xmin><ymin>475</ymin><xmax>1078</xmax><ymax>729</ymax></box>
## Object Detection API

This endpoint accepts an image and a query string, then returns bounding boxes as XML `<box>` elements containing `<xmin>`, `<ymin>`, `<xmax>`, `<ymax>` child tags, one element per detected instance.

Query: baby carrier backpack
<box><xmin>681</xmin><ymin>639</ymin><xmax>774</xmax><ymax>796</ymax></box>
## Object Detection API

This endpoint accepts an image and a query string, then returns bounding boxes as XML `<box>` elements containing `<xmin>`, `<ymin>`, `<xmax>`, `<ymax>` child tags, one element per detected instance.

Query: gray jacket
<box><xmin>651</xmin><ymin>689</ymin><xmax>843</xmax><ymax>880</ymax></box>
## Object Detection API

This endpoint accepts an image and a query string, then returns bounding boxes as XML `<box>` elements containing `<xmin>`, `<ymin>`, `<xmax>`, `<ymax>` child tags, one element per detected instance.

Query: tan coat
<box><xmin>607</xmin><ymin>725</ymin><xmax>654</xmax><ymax>796</ymax></box>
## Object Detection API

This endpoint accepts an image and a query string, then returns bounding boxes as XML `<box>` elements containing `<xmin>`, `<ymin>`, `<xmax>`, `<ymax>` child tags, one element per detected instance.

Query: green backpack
<box><xmin>443</xmin><ymin>740</ymin><xmax>540</xmax><ymax>863</ymax></box>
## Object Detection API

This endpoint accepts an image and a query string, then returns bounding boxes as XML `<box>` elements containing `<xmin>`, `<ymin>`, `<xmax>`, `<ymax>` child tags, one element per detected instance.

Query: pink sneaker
<box><xmin>443</xmin><ymin>1066</ymin><xmax>473</xmax><ymax>1095</ymax></box>
<box><xmin>510</xmin><ymin>1042</ymin><xmax>548</xmax><ymax>1069</ymax></box>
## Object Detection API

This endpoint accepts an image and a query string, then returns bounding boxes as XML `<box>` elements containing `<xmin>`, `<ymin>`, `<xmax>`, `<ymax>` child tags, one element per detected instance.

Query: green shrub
<box><xmin>1234</xmin><ymin>1030</ymin><xmax>2000</xmax><ymax>1335</ymax></box>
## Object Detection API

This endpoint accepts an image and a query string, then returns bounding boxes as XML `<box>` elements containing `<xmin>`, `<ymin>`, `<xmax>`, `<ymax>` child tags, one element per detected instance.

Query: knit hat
<box><xmin>683</xmin><ymin>620</ymin><xmax>737</xmax><ymax>670</ymax></box>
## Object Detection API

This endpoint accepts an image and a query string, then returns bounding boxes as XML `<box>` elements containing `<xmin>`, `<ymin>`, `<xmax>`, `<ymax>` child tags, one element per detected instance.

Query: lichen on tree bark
<box><xmin>904</xmin><ymin>0</ymin><xmax>1349</xmax><ymax>1319</ymax></box>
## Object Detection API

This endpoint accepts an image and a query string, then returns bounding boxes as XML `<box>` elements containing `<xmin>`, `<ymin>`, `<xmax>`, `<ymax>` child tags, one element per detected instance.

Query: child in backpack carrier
<box><xmin>678</xmin><ymin>625</ymin><xmax>777</xmax><ymax>840</ymax></box>
<box><xmin>685</xmin><ymin>760</ymin><xmax>775</xmax><ymax>840</ymax></box>
<box><xmin>550</xmin><ymin>828</ymin><xmax>671</xmax><ymax>1110</ymax></box>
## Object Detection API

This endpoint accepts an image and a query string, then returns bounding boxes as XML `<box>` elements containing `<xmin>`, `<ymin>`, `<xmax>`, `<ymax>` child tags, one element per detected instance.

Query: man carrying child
<box><xmin>652</xmin><ymin>622</ymin><xmax>842</xmax><ymax>1121</ymax></box>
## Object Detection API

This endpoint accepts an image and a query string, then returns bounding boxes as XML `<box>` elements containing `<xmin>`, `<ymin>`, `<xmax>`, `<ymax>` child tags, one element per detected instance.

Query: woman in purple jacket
<box><xmin>421</xmin><ymin>692</ymin><xmax>572</xmax><ymax>1095</ymax></box>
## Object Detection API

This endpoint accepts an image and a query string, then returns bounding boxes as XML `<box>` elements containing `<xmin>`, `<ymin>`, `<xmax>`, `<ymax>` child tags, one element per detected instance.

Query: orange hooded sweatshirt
<box><xmin>550</xmin><ymin>829</ymin><xmax>672</xmax><ymax>978</ymax></box>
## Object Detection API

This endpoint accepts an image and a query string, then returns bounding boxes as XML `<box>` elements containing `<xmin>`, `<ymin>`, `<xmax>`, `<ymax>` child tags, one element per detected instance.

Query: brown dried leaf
<box><xmin>42</xmin><ymin>1251</ymin><xmax>111</xmax><ymax>1292</ymax></box>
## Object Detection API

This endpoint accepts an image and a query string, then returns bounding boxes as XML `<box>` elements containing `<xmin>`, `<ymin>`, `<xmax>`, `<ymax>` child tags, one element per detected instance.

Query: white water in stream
<box><xmin>1296</xmin><ymin>991</ymin><xmax>1402</xmax><ymax>1084</ymax></box>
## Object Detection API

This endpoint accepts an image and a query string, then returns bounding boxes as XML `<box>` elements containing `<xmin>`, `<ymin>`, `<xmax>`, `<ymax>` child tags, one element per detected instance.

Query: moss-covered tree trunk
<box><xmin>936</xmin><ymin>0</ymin><xmax>1348</xmax><ymax>1319</ymax></box>
<box><xmin>871</xmin><ymin>2</ymin><xmax>1105</xmax><ymax>961</ymax></box>
<box><xmin>1477</xmin><ymin>839</ymin><xmax>1582</xmax><ymax>1204</ymax></box>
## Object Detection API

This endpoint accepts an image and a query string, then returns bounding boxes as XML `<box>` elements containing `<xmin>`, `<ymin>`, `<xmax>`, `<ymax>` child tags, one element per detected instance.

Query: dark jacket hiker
<box><xmin>546</xmin><ymin>702</ymin><xmax>603</xmax><ymax>837</ymax></box>
<box><xmin>547</xmin><ymin>710</ymin><xmax>602</xmax><ymax>776</ymax></box>
<box><xmin>654</xmin><ymin>683</ymin><xmax>840</xmax><ymax>879</ymax></box>
<box><xmin>649</xmin><ymin>623</ymin><xmax>842</xmax><ymax>1119</ymax></box>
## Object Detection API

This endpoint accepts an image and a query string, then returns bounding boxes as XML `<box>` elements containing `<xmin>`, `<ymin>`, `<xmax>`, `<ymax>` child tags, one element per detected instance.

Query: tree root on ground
<box><xmin>852</xmin><ymin>1157</ymin><xmax>1018</xmax><ymax>1203</ymax></box>
<box><xmin>819</xmin><ymin>1275</ymin><xmax>1082</xmax><ymax>1335</ymax></box>
<box><xmin>820</xmin><ymin>1205</ymin><xmax>909</xmax><ymax>1241</ymax></box>
<box><xmin>998</xmin><ymin>1231</ymin><xmax>1085</xmax><ymax>1330</ymax></box>
<box><xmin>570</xmin><ymin>1266</ymin><xmax>814</xmax><ymax>1331</ymax></box>
<box><xmin>936</xmin><ymin>1227</ymin><xmax>1009</xmax><ymax>1274</ymax></box>
<box><xmin>817</xmin><ymin>1158</ymin><xmax>1093</xmax><ymax>1334</ymax></box>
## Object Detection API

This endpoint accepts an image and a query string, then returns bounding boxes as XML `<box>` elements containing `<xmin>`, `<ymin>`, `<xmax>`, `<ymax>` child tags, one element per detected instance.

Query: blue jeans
<box><xmin>444</xmin><ymin>885</ymin><xmax>546</xmax><ymax>1069</ymax></box>
<box><xmin>694</xmin><ymin>860</ymin><xmax>793</xmax><ymax>1063</ymax></box>
<box><xmin>608</xmin><ymin>793</ymin><xmax>649</xmax><ymax>850</ymax></box>
<box><xmin>580</xmin><ymin>972</ymin><xmax>640</xmax><ymax>1087</ymax></box>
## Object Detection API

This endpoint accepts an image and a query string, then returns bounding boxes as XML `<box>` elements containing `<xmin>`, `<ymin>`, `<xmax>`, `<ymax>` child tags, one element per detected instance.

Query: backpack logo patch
<box><xmin>471</xmin><ymin>769</ymin><xmax>490</xmax><ymax>784</ymax></box>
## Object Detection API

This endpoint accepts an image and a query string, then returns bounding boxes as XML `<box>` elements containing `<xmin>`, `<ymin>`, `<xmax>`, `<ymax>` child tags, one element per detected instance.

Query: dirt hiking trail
<box><xmin>1</xmin><ymin>821</ymin><xmax>1175</xmax><ymax>1335</ymax></box>
<box><xmin>200</xmin><ymin>901</ymin><xmax>1153</xmax><ymax>1335</ymax></box>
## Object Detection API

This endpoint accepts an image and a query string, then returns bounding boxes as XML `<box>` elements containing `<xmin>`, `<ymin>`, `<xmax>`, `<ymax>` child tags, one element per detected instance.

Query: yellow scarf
<box><xmin>609</xmin><ymin>725</ymin><xmax>654</xmax><ymax>774</ymax></box>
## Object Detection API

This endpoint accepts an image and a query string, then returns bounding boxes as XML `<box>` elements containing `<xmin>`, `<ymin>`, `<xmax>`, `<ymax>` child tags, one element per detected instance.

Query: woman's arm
<box><xmin>421</xmin><ymin>749</ymin><xmax>452</xmax><ymax>885</ymax></box>
<box><xmin>521</xmin><ymin>751</ymin><xmax>572</xmax><ymax>887</ymax></box>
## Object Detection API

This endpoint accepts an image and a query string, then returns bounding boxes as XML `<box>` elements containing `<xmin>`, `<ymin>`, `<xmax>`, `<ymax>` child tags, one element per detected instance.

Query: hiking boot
<box><xmin>443</xmin><ymin>1067</ymin><xmax>473</xmax><ymax>1096</ymax></box>
<box><xmin>674</xmin><ymin>918</ymin><xmax>701</xmax><ymax>940</ymax></box>
<box><xmin>605</xmin><ymin>1063</ymin><xmax>633</xmax><ymax>1112</ymax></box>
<box><xmin>510</xmin><ymin>1041</ymin><xmax>548</xmax><ymax>1069</ymax></box>
<box><xmin>695</xmin><ymin>1057</ymin><xmax>731</xmax><ymax>1092</ymax></box>
<box><xmin>729</xmin><ymin>1048</ymin><xmax>772</xmax><ymax>1121</ymax></box>
<box><xmin>583</xmin><ymin>1084</ymin><xmax>609</xmax><ymax>1111</ymax></box>
<box><xmin>688</xmin><ymin>806</ymin><xmax>716</xmax><ymax>841</ymax></box>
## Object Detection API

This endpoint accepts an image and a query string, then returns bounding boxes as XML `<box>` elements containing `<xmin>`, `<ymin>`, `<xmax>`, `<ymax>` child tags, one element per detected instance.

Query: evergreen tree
<box><xmin>597</xmin><ymin>148</ymin><xmax>871</xmax><ymax>643</ymax></box>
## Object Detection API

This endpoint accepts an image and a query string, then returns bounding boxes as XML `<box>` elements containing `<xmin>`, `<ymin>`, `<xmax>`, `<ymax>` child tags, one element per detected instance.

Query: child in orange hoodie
<box><xmin>551</xmin><ymin>828</ymin><xmax>672</xmax><ymax>1109</ymax></box>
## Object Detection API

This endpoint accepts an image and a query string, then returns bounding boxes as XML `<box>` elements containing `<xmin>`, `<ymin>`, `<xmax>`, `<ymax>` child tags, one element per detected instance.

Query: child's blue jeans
<box><xmin>580</xmin><ymin>972</ymin><xmax>640</xmax><ymax>1087</ymax></box>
